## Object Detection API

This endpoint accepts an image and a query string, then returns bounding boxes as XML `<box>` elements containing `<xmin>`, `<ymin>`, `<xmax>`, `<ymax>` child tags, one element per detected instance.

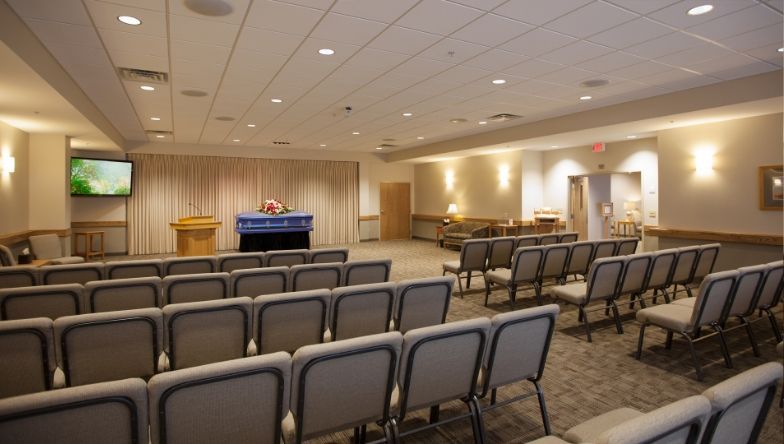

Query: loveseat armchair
<box><xmin>442</xmin><ymin>221</ymin><xmax>490</xmax><ymax>247</ymax></box>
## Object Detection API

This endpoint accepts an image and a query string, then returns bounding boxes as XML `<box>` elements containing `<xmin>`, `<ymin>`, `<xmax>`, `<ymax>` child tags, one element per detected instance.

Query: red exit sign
<box><xmin>592</xmin><ymin>142</ymin><xmax>605</xmax><ymax>152</ymax></box>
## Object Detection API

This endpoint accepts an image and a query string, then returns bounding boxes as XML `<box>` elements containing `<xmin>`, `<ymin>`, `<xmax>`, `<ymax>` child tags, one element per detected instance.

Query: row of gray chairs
<box><xmin>0</xmin><ymin>259</ymin><xmax>392</xmax><ymax>320</ymax></box>
<box><xmin>0</xmin><ymin>248</ymin><xmax>352</xmax><ymax>289</ymax></box>
<box><xmin>530</xmin><ymin>361</ymin><xmax>782</xmax><ymax>444</ymax></box>
<box><xmin>0</xmin><ymin>276</ymin><xmax>454</xmax><ymax>398</ymax></box>
<box><xmin>636</xmin><ymin>260</ymin><xmax>783</xmax><ymax>380</ymax></box>
<box><xmin>0</xmin><ymin>304</ymin><xmax>561</xmax><ymax>444</ymax></box>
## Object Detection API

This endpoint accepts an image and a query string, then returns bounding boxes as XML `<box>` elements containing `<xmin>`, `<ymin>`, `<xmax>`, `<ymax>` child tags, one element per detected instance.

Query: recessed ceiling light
<box><xmin>117</xmin><ymin>15</ymin><xmax>142</xmax><ymax>25</ymax></box>
<box><xmin>579</xmin><ymin>96</ymin><xmax>592</xmax><ymax>101</ymax></box>
<box><xmin>478</xmin><ymin>121</ymin><xmax>487</xmax><ymax>125</ymax></box>
<box><xmin>247</xmin><ymin>124</ymin><xmax>256</xmax><ymax>127</ymax></box>
<box><xmin>140</xmin><ymin>85</ymin><xmax>155</xmax><ymax>91</ymax></box>
<box><xmin>450</xmin><ymin>118</ymin><xmax>467</xmax><ymax>124</ymax></box>
<box><xmin>491</xmin><ymin>79</ymin><xmax>506</xmax><ymax>85</ymax></box>
<box><xmin>352</xmin><ymin>131</ymin><xmax>360</xmax><ymax>135</ymax></box>
<box><xmin>687</xmin><ymin>4</ymin><xmax>714</xmax><ymax>16</ymax></box>
<box><xmin>551</xmin><ymin>145</ymin><xmax>559</xmax><ymax>148</ymax></box>
<box><xmin>375</xmin><ymin>147</ymin><xmax>383</xmax><ymax>150</ymax></box>
<box><xmin>232</xmin><ymin>139</ymin><xmax>240</xmax><ymax>142</ymax></box>
<box><xmin>320</xmin><ymin>144</ymin><xmax>326</xmax><ymax>147</ymax></box>
<box><xmin>155</xmin><ymin>135</ymin><xmax>165</xmax><ymax>138</ymax></box>
<box><xmin>150</xmin><ymin>117</ymin><xmax>161</xmax><ymax>121</ymax></box>
<box><xmin>270</xmin><ymin>98</ymin><xmax>283</xmax><ymax>103</ymax></box>
<box><xmin>402</xmin><ymin>112</ymin><xmax>413</xmax><ymax>117</ymax></box>
<box><xmin>627</xmin><ymin>135</ymin><xmax>638</xmax><ymax>139</ymax></box>
<box><xmin>318</xmin><ymin>48</ymin><xmax>335</xmax><ymax>55</ymax></box>
<box><xmin>778</xmin><ymin>47</ymin><xmax>784</xmax><ymax>53</ymax></box>
<box><xmin>417</xmin><ymin>136</ymin><xmax>424</xmax><ymax>140</ymax></box>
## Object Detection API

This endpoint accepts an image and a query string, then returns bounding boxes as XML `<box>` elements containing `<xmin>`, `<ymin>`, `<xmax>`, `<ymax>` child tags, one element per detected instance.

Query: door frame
<box><xmin>568</xmin><ymin>171</ymin><xmax>643</xmax><ymax>240</ymax></box>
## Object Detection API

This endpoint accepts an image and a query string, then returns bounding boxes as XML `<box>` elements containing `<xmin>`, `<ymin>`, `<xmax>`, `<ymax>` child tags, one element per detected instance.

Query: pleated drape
<box><xmin>127</xmin><ymin>154</ymin><xmax>359</xmax><ymax>254</ymax></box>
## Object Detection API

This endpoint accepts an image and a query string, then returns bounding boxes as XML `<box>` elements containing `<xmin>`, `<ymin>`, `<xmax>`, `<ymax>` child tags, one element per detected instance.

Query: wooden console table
<box><xmin>491</xmin><ymin>224</ymin><xmax>520</xmax><ymax>237</ymax></box>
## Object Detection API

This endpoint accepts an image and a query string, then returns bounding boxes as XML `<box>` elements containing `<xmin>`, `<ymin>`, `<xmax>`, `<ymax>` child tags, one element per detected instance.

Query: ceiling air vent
<box><xmin>118</xmin><ymin>68</ymin><xmax>168</xmax><ymax>84</ymax></box>
<box><xmin>377</xmin><ymin>144</ymin><xmax>396</xmax><ymax>148</ymax></box>
<box><xmin>272</xmin><ymin>141</ymin><xmax>290</xmax><ymax>145</ymax></box>
<box><xmin>487</xmin><ymin>113</ymin><xmax>522</xmax><ymax>122</ymax></box>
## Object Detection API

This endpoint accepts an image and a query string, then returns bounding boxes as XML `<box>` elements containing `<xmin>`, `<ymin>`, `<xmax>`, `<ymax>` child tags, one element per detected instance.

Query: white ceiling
<box><xmin>5</xmin><ymin>0</ymin><xmax>783</xmax><ymax>153</ymax></box>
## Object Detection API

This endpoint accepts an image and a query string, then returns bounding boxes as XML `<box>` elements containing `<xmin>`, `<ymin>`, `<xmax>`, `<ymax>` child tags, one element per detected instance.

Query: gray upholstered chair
<box><xmin>161</xmin><ymin>272</ymin><xmax>230</xmax><ymax>305</ymax></box>
<box><xmin>84</xmin><ymin>276</ymin><xmax>161</xmax><ymax>312</ymax></box>
<box><xmin>537</xmin><ymin>243</ymin><xmax>570</xmax><ymax>288</ymax></box>
<box><xmin>104</xmin><ymin>259</ymin><xmax>163</xmax><ymax>279</ymax></box>
<box><xmin>230</xmin><ymin>266</ymin><xmax>289</xmax><ymax>298</ymax></box>
<box><xmin>669</xmin><ymin>246</ymin><xmax>700</xmax><ymax>299</ymax></box>
<box><xmin>591</xmin><ymin>240</ymin><xmax>617</xmax><ymax>262</ymax></box>
<box><xmin>552</xmin><ymin>257</ymin><xmax>625</xmax><ymax>342</ymax></box>
<box><xmin>390</xmin><ymin>318</ymin><xmax>490</xmax><ymax>443</ymax></box>
<box><xmin>266</xmin><ymin>249</ymin><xmax>308</xmax><ymax>267</ymax></box>
<box><xmin>342</xmin><ymin>259</ymin><xmax>391</xmax><ymax>286</ymax></box>
<box><xmin>0</xmin><ymin>266</ymin><xmax>39</xmax><ymax>288</ymax></box>
<box><xmin>327</xmin><ymin>282</ymin><xmax>395</xmax><ymax>342</ymax></box>
<box><xmin>563</xmin><ymin>241</ymin><xmax>594</xmax><ymax>282</ymax></box>
<box><xmin>289</xmin><ymin>262</ymin><xmax>342</xmax><ymax>292</ymax></box>
<box><xmin>53</xmin><ymin>308</ymin><xmax>163</xmax><ymax>387</ymax></box>
<box><xmin>683</xmin><ymin>243</ymin><xmax>720</xmax><ymax>296</ymax></box>
<box><xmin>148</xmin><ymin>352</ymin><xmax>291</xmax><ymax>444</ymax></box>
<box><xmin>27</xmin><ymin>234</ymin><xmax>84</xmax><ymax>265</ymax></box>
<box><xmin>538</xmin><ymin>234</ymin><xmax>559</xmax><ymax>246</ymax></box>
<box><xmin>751</xmin><ymin>260</ymin><xmax>783</xmax><ymax>342</ymax></box>
<box><xmin>701</xmin><ymin>362</ymin><xmax>783</xmax><ymax>444</ymax></box>
<box><xmin>162</xmin><ymin>255</ymin><xmax>217</xmax><ymax>276</ymax></box>
<box><xmin>0</xmin><ymin>317</ymin><xmax>55</xmax><ymax>398</ymax></box>
<box><xmin>0</xmin><ymin>245</ymin><xmax>16</xmax><ymax>266</ymax></box>
<box><xmin>478</xmin><ymin>304</ymin><xmax>559</xmax><ymax>436</ymax></box>
<box><xmin>558</xmin><ymin>232</ymin><xmax>579</xmax><ymax>243</ymax></box>
<box><xmin>515</xmin><ymin>234</ymin><xmax>540</xmax><ymax>249</ymax></box>
<box><xmin>0</xmin><ymin>378</ymin><xmax>148</xmax><ymax>444</ymax></box>
<box><xmin>486</xmin><ymin>236</ymin><xmax>515</xmax><ymax>270</ymax></box>
<box><xmin>217</xmin><ymin>252</ymin><xmax>265</xmax><ymax>273</ymax></box>
<box><xmin>40</xmin><ymin>263</ymin><xmax>104</xmax><ymax>285</ymax></box>
<box><xmin>647</xmin><ymin>248</ymin><xmax>678</xmax><ymax>304</ymax></box>
<box><xmin>636</xmin><ymin>270</ymin><xmax>738</xmax><ymax>380</ymax></box>
<box><xmin>394</xmin><ymin>276</ymin><xmax>453</xmax><ymax>334</ymax></box>
<box><xmin>615</xmin><ymin>238</ymin><xmax>638</xmax><ymax>256</ymax></box>
<box><xmin>163</xmin><ymin>297</ymin><xmax>253</xmax><ymax>370</ymax></box>
<box><xmin>442</xmin><ymin>238</ymin><xmax>489</xmax><ymax>298</ymax></box>
<box><xmin>309</xmin><ymin>247</ymin><xmax>349</xmax><ymax>264</ymax></box>
<box><xmin>484</xmin><ymin>246</ymin><xmax>544</xmax><ymax>308</ymax></box>
<box><xmin>253</xmin><ymin>290</ymin><xmax>330</xmax><ymax>355</ymax></box>
<box><xmin>0</xmin><ymin>284</ymin><xmax>84</xmax><ymax>321</ymax></box>
<box><xmin>617</xmin><ymin>252</ymin><xmax>652</xmax><ymax>310</ymax></box>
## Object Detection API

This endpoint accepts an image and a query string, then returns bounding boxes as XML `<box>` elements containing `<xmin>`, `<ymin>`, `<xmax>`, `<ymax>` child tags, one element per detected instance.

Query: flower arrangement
<box><xmin>257</xmin><ymin>199</ymin><xmax>294</xmax><ymax>216</ymax></box>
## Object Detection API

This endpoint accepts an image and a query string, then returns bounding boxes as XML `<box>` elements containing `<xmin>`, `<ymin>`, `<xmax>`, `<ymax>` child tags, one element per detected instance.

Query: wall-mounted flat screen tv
<box><xmin>70</xmin><ymin>157</ymin><xmax>133</xmax><ymax>196</ymax></box>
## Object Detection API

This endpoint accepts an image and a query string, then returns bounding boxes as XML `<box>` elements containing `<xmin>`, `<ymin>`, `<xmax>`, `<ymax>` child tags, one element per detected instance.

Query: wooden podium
<box><xmin>169</xmin><ymin>216</ymin><xmax>222</xmax><ymax>257</ymax></box>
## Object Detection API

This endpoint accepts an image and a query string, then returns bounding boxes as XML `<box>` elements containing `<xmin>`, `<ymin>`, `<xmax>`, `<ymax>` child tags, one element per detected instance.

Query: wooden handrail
<box><xmin>412</xmin><ymin>213</ymin><xmax>566</xmax><ymax>227</ymax></box>
<box><xmin>0</xmin><ymin>229</ymin><xmax>71</xmax><ymax>246</ymax></box>
<box><xmin>644</xmin><ymin>225</ymin><xmax>783</xmax><ymax>246</ymax></box>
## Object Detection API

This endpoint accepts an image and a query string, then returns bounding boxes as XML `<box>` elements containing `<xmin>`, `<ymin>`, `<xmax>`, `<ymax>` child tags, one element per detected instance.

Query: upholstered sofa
<box><xmin>442</xmin><ymin>221</ymin><xmax>490</xmax><ymax>247</ymax></box>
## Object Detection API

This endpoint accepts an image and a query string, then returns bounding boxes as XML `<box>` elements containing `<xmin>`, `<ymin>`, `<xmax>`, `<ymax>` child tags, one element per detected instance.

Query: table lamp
<box><xmin>444</xmin><ymin>203</ymin><xmax>458</xmax><ymax>225</ymax></box>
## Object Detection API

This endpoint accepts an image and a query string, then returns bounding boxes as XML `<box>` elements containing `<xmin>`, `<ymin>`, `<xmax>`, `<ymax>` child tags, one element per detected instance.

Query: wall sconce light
<box><xmin>0</xmin><ymin>155</ymin><xmax>15</xmax><ymax>173</ymax></box>
<box><xmin>498</xmin><ymin>164</ymin><xmax>510</xmax><ymax>187</ymax></box>
<box><xmin>694</xmin><ymin>149</ymin><xmax>714</xmax><ymax>176</ymax></box>
<box><xmin>445</xmin><ymin>169</ymin><xmax>455</xmax><ymax>190</ymax></box>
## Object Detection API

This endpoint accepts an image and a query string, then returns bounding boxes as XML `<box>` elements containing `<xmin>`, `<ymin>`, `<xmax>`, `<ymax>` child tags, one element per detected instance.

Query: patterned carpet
<box><xmin>118</xmin><ymin>239</ymin><xmax>784</xmax><ymax>443</ymax></box>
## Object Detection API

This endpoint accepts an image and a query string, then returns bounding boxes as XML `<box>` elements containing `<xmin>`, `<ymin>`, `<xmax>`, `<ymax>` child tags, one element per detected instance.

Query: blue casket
<box><xmin>235</xmin><ymin>211</ymin><xmax>314</xmax><ymax>234</ymax></box>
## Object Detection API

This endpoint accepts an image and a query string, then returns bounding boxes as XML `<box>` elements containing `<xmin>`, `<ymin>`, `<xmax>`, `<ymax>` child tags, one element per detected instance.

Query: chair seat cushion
<box><xmin>445</xmin><ymin>233</ymin><xmax>471</xmax><ymax>240</ymax></box>
<box><xmin>636</xmin><ymin>304</ymin><xmax>693</xmax><ymax>332</ymax></box>
<box><xmin>485</xmin><ymin>269</ymin><xmax>511</xmax><ymax>285</ymax></box>
<box><xmin>563</xmin><ymin>407</ymin><xmax>643</xmax><ymax>443</ymax></box>
<box><xmin>528</xmin><ymin>436</ymin><xmax>570</xmax><ymax>444</ymax></box>
<box><xmin>50</xmin><ymin>256</ymin><xmax>86</xmax><ymax>265</ymax></box>
<box><xmin>442</xmin><ymin>260</ymin><xmax>461</xmax><ymax>273</ymax></box>
<box><xmin>672</xmin><ymin>298</ymin><xmax>697</xmax><ymax>308</ymax></box>
<box><xmin>551</xmin><ymin>283</ymin><xmax>588</xmax><ymax>304</ymax></box>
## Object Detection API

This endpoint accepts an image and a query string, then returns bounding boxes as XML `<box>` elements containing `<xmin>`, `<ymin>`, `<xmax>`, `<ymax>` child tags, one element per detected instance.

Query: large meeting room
<box><xmin>0</xmin><ymin>0</ymin><xmax>782</xmax><ymax>443</ymax></box>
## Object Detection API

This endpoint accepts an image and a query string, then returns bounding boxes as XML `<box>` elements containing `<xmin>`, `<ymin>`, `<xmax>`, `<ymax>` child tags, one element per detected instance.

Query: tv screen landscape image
<box><xmin>70</xmin><ymin>158</ymin><xmax>133</xmax><ymax>196</ymax></box>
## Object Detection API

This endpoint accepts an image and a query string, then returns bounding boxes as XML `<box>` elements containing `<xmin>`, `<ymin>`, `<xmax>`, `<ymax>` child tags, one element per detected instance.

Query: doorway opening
<box><xmin>569</xmin><ymin>172</ymin><xmax>642</xmax><ymax>241</ymax></box>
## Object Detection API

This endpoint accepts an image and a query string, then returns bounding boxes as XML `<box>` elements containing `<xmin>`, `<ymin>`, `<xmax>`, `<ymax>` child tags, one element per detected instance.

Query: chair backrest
<box><xmin>54</xmin><ymin>308</ymin><xmax>163</xmax><ymax>387</ymax></box>
<box><xmin>670</xmin><ymin>246</ymin><xmax>699</xmax><ymax>285</ymax></box>
<box><xmin>487</xmin><ymin>237</ymin><xmax>515</xmax><ymax>270</ymax></box>
<box><xmin>289</xmin><ymin>263</ymin><xmax>342</xmax><ymax>292</ymax></box>
<box><xmin>700</xmin><ymin>362</ymin><xmax>783</xmax><ymax>444</ymax></box>
<box><xmin>689</xmin><ymin>270</ymin><xmax>738</xmax><ymax>330</ymax></box>
<box><xmin>558</xmin><ymin>232</ymin><xmax>579</xmax><ymax>243</ymax></box>
<box><xmin>266</xmin><ymin>249</ymin><xmax>309</xmax><ymax>267</ymax></box>
<box><xmin>40</xmin><ymin>263</ymin><xmax>104</xmax><ymax>285</ymax></box>
<box><xmin>288</xmin><ymin>332</ymin><xmax>402</xmax><ymax>443</ymax></box>
<box><xmin>216</xmin><ymin>252</ymin><xmax>265</xmax><ymax>273</ymax></box>
<box><xmin>755</xmin><ymin>260</ymin><xmax>783</xmax><ymax>309</ymax></box>
<box><xmin>0</xmin><ymin>317</ymin><xmax>56</xmax><ymax>398</ymax></box>
<box><xmin>458</xmin><ymin>239</ymin><xmax>490</xmax><ymax>272</ymax></box>
<box><xmin>538</xmin><ymin>234</ymin><xmax>559</xmax><ymax>246</ymax></box>
<box><xmin>596</xmin><ymin>395</ymin><xmax>711</xmax><ymax>444</ymax></box>
<box><xmin>615</xmin><ymin>238</ymin><xmax>638</xmax><ymax>256</ymax></box>
<box><xmin>585</xmin><ymin>257</ymin><xmax>625</xmax><ymax>304</ymax></box>
<box><xmin>230</xmin><ymin>267</ymin><xmax>289</xmax><ymax>298</ymax></box>
<box><xmin>646</xmin><ymin>249</ymin><xmax>678</xmax><ymax>289</ymax></box>
<box><xmin>592</xmin><ymin>240</ymin><xmax>617</xmax><ymax>262</ymax></box>
<box><xmin>726</xmin><ymin>264</ymin><xmax>766</xmax><ymax>318</ymax></box>
<box><xmin>253</xmin><ymin>290</ymin><xmax>330</xmax><ymax>355</ymax></box>
<box><xmin>104</xmin><ymin>259</ymin><xmax>163</xmax><ymax>279</ymax></box>
<box><xmin>0</xmin><ymin>245</ymin><xmax>16</xmax><ymax>266</ymax></box>
<box><xmin>0</xmin><ymin>284</ymin><xmax>84</xmax><ymax>321</ymax></box>
<box><xmin>342</xmin><ymin>259</ymin><xmax>391</xmax><ymax>286</ymax></box>
<box><xmin>397</xmin><ymin>318</ymin><xmax>490</xmax><ymax>417</ymax></box>
<box><xmin>618</xmin><ymin>253</ymin><xmax>652</xmax><ymax>296</ymax></box>
<box><xmin>310</xmin><ymin>248</ymin><xmax>349</xmax><ymax>264</ymax></box>
<box><xmin>148</xmin><ymin>352</ymin><xmax>291</xmax><ymax>444</ymax></box>
<box><xmin>509</xmin><ymin>246</ymin><xmax>544</xmax><ymax>283</ymax></box>
<box><xmin>395</xmin><ymin>276</ymin><xmax>453</xmax><ymax>334</ymax></box>
<box><xmin>0</xmin><ymin>378</ymin><xmax>148</xmax><ymax>444</ymax></box>
<box><xmin>691</xmin><ymin>243</ymin><xmax>720</xmax><ymax>283</ymax></box>
<box><xmin>515</xmin><ymin>235</ymin><xmax>540</xmax><ymax>249</ymax></box>
<box><xmin>85</xmin><ymin>277</ymin><xmax>161</xmax><ymax>313</ymax></box>
<box><xmin>538</xmin><ymin>244</ymin><xmax>570</xmax><ymax>281</ymax></box>
<box><xmin>162</xmin><ymin>256</ymin><xmax>217</xmax><ymax>276</ymax></box>
<box><xmin>28</xmin><ymin>234</ymin><xmax>62</xmax><ymax>260</ymax></box>
<box><xmin>329</xmin><ymin>282</ymin><xmax>395</xmax><ymax>341</ymax></box>
<box><xmin>163</xmin><ymin>297</ymin><xmax>252</xmax><ymax>370</ymax></box>
<box><xmin>0</xmin><ymin>266</ymin><xmax>39</xmax><ymax>289</ymax></box>
<box><xmin>565</xmin><ymin>241</ymin><xmax>595</xmax><ymax>276</ymax></box>
<box><xmin>481</xmin><ymin>305</ymin><xmax>558</xmax><ymax>395</ymax></box>
<box><xmin>162</xmin><ymin>272</ymin><xmax>230</xmax><ymax>305</ymax></box>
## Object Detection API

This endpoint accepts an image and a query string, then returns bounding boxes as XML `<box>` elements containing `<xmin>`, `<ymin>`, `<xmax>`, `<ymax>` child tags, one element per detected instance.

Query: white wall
<box><xmin>610</xmin><ymin>172</ymin><xmax>642</xmax><ymax>222</ymax></box>
<box><xmin>0</xmin><ymin>120</ymin><xmax>29</xmax><ymax>236</ymax></box>
<box><xmin>28</xmin><ymin>134</ymin><xmax>70</xmax><ymax>230</ymax></box>
<box><xmin>587</xmin><ymin>174</ymin><xmax>611</xmax><ymax>240</ymax></box>
<box><xmin>521</xmin><ymin>150</ymin><xmax>543</xmax><ymax>219</ymax></box>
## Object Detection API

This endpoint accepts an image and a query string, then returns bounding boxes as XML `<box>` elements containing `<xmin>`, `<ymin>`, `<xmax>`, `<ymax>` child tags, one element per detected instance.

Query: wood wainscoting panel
<box><xmin>359</xmin><ymin>215</ymin><xmax>379</xmax><ymax>221</ymax></box>
<box><xmin>0</xmin><ymin>229</ymin><xmax>71</xmax><ymax>246</ymax></box>
<box><xmin>412</xmin><ymin>214</ymin><xmax>566</xmax><ymax>228</ymax></box>
<box><xmin>644</xmin><ymin>225</ymin><xmax>783</xmax><ymax>246</ymax></box>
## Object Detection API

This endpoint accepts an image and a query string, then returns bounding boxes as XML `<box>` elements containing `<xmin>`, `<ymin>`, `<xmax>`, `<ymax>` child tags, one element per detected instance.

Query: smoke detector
<box><xmin>184</xmin><ymin>0</ymin><xmax>233</xmax><ymax>16</ymax></box>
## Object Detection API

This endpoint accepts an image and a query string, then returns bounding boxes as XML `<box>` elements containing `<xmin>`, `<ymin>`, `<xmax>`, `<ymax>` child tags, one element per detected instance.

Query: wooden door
<box><xmin>570</xmin><ymin>176</ymin><xmax>589</xmax><ymax>240</ymax></box>
<box><xmin>380</xmin><ymin>182</ymin><xmax>411</xmax><ymax>240</ymax></box>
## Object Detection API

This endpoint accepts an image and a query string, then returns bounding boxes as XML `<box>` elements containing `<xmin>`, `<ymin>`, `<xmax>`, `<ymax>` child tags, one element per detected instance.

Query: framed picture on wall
<box><xmin>758</xmin><ymin>164</ymin><xmax>783</xmax><ymax>211</ymax></box>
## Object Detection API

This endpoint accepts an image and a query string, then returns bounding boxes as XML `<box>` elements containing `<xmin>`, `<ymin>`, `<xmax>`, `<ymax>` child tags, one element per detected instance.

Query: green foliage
<box><xmin>71</xmin><ymin>158</ymin><xmax>97</xmax><ymax>194</ymax></box>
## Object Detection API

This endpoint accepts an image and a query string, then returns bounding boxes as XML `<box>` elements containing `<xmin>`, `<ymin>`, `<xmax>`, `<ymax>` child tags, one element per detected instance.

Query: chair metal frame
<box><xmin>167</xmin><ymin>304</ymin><xmax>249</xmax><ymax>370</ymax></box>
<box><xmin>484</xmin><ymin>247</ymin><xmax>544</xmax><ymax>308</ymax></box>
<box><xmin>442</xmin><ymin>240</ymin><xmax>489</xmax><ymax>298</ymax></box>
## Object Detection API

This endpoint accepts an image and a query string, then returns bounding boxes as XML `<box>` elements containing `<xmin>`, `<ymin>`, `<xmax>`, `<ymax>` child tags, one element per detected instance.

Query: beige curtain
<box><xmin>127</xmin><ymin>154</ymin><xmax>359</xmax><ymax>254</ymax></box>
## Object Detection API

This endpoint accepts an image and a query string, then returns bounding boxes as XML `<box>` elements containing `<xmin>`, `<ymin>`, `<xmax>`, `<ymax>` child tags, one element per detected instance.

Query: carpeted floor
<box><xmin>116</xmin><ymin>239</ymin><xmax>784</xmax><ymax>443</ymax></box>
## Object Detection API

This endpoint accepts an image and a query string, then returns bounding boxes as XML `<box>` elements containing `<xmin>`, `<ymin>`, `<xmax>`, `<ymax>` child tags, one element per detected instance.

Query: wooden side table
<box><xmin>75</xmin><ymin>231</ymin><xmax>105</xmax><ymax>260</ymax></box>
<box><xmin>491</xmin><ymin>224</ymin><xmax>519</xmax><ymax>237</ymax></box>
<box><xmin>435</xmin><ymin>226</ymin><xmax>444</xmax><ymax>248</ymax></box>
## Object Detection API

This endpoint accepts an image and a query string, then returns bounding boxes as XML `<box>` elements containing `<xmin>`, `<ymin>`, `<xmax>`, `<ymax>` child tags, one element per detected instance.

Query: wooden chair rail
<box><xmin>644</xmin><ymin>225</ymin><xmax>783</xmax><ymax>246</ymax></box>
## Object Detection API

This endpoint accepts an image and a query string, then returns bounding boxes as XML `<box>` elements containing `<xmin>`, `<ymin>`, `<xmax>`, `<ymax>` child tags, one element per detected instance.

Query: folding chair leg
<box><xmin>661</xmin><ymin>287</ymin><xmax>671</xmax><ymax>304</ymax></box>
<box><xmin>533</xmin><ymin>380</ymin><xmax>552</xmax><ymax>436</ymax></box>
<box><xmin>765</xmin><ymin>308</ymin><xmax>783</xmax><ymax>342</ymax></box>
<box><xmin>507</xmin><ymin>285</ymin><xmax>516</xmax><ymax>309</ymax></box>
<box><xmin>636</xmin><ymin>323</ymin><xmax>647</xmax><ymax>359</ymax></box>
<box><xmin>629</xmin><ymin>294</ymin><xmax>636</xmax><ymax>310</ymax></box>
<box><xmin>579</xmin><ymin>306</ymin><xmax>592</xmax><ymax>342</ymax></box>
<box><xmin>456</xmin><ymin>274</ymin><xmax>465</xmax><ymax>298</ymax></box>
<box><xmin>534</xmin><ymin>282</ymin><xmax>542</xmax><ymax>306</ymax></box>
<box><xmin>484</xmin><ymin>280</ymin><xmax>492</xmax><ymax>306</ymax></box>
<box><xmin>429</xmin><ymin>405</ymin><xmax>440</xmax><ymax>424</ymax></box>
<box><xmin>741</xmin><ymin>318</ymin><xmax>760</xmax><ymax>357</ymax></box>
<box><xmin>467</xmin><ymin>396</ymin><xmax>486</xmax><ymax>444</ymax></box>
<box><xmin>713</xmin><ymin>324</ymin><xmax>733</xmax><ymax>369</ymax></box>
<box><xmin>610</xmin><ymin>300</ymin><xmax>624</xmax><ymax>334</ymax></box>
<box><xmin>466</xmin><ymin>271</ymin><xmax>472</xmax><ymax>289</ymax></box>
<box><xmin>385</xmin><ymin>418</ymin><xmax>400</xmax><ymax>444</ymax></box>
<box><xmin>637</xmin><ymin>293</ymin><xmax>646</xmax><ymax>309</ymax></box>
<box><xmin>490</xmin><ymin>388</ymin><xmax>497</xmax><ymax>405</ymax></box>
<box><xmin>665</xmin><ymin>331</ymin><xmax>674</xmax><ymax>349</ymax></box>
<box><xmin>682</xmin><ymin>333</ymin><xmax>704</xmax><ymax>381</ymax></box>
<box><xmin>652</xmin><ymin>289</ymin><xmax>658</xmax><ymax>305</ymax></box>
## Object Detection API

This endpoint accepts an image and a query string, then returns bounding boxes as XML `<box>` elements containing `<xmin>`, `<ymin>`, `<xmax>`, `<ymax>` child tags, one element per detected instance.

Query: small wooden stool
<box><xmin>75</xmin><ymin>231</ymin><xmax>105</xmax><ymax>261</ymax></box>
